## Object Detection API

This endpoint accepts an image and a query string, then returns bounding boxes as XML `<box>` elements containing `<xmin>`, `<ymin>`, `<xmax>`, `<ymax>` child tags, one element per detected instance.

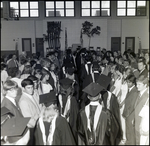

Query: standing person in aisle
<box><xmin>77</xmin><ymin>82</ymin><xmax>107</xmax><ymax>145</ymax></box>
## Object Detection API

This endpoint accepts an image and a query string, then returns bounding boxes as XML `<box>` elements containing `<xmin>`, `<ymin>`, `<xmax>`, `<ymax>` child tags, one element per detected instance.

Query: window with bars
<box><xmin>81</xmin><ymin>1</ymin><xmax>110</xmax><ymax>17</ymax></box>
<box><xmin>117</xmin><ymin>1</ymin><xmax>147</xmax><ymax>16</ymax></box>
<box><xmin>45</xmin><ymin>1</ymin><xmax>75</xmax><ymax>17</ymax></box>
<box><xmin>9</xmin><ymin>1</ymin><xmax>39</xmax><ymax>18</ymax></box>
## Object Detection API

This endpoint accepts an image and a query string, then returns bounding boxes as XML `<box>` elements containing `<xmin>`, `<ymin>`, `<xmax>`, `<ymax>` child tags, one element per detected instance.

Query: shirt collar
<box><xmin>140</xmin><ymin>68</ymin><xmax>145</xmax><ymax>74</ymax></box>
<box><xmin>129</xmin><ymin>85</ymin><xmax>135</xmax><ymax>92</ymax></box>
<box><xmin>5</xmin><ymin>96</ymin><xmax>16</xmax><ymax>106</ymax></box>
<box><xmin>140</xmin><ymin>88</ymin><xmax>147</xmax><ymax>97</ymax></box>
<box><xmin>23</xmin><ymin>92</ymin><xmax>33</xmax><ymax>99</ymax></box>
<box><xmin>43</xmin><ymin>67</ymin><xmax>49</xmax><ymax>71</ymax></box>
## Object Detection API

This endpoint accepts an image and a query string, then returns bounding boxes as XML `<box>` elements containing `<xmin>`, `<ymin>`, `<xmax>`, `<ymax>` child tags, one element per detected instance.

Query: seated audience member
<box><xmin>7</xmin><ymin>54</ymin><xmax>19</xmax><ymax>69</ymax></box>
<box><xmin>122</xmin><ymin>74</ymin><xmax>138</xmax><ymax>145</ymax></box>
<box><xmin>34</xmin><ymin>91</ymin><xmax>76</xmax><ymax>145</ymax></box>
<box><xmin>134</xmin><ymin>75</ymin><xmax>149</xmax><ymax>145</ymax></box>
<box><xmin>58</xmin><ymin>78</ymin><xmax>79</xmax><ymax>144</ymax></box>
<box><xmin>20</xmin><ymin>65</ymin><xmax>32</xmax><ymax>79</ymax></box>
<box><xmin>1</xmin><ymin>80</ymin><xmax>23</xmax><ymax>117</ymax></box>
<box><xmin>39</xmin><ymin>68</ymin><xmax>53</xmax><ymax>94</ymax></box>
<box><xmin>77</xmin><ymin>82</ymin><xmax>107</xmax><ymax>145</ymax></box>
<box><xmin>1</xmin><ymin>63</ymin><xmax>9</xmax><ymax>85</ymax></box>
<box><xmin>1</xmin><ymin>117</ymin><xmax>30</xmax><ymax>145</ymax></box>
<box><xmin>137</xmin><ymin>57</ymin><xmax>148</xmax><ymax>77</ymax></box>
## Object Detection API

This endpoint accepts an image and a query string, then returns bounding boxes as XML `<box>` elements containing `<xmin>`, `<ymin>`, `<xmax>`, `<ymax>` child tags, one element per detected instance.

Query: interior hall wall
<box><xmin>1</xmin><ymin>18</ymin><xmax>149</xmax><ymax>56</ymax></box>
<box><xmin>1</xmin><ymin>20</ymin><xmax>36</xmax><ymax>55</ymax></box>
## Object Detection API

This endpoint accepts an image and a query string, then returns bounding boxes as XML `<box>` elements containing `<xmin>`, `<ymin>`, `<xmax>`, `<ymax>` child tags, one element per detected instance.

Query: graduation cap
<box><xmin>1</xmin><ymin>117</ymin><xmax>30</xmax><ymax>143</ymax></box>
<box><xmin>1</xmin><ymin>107</ymin><xmax>14</xmax><ymax>125</ymax></box>
<box><xmin>59</xmin><ymin>78</ymin><xmax>73</xmax><ymax>89</ymax></box>
<box><xmin>65</xmin><ymin>63</ymin><xmax>75</xmax><ymax>75</ymax></box>
<box><xmin>39</xmin><ymin>91</ymin><xmax>57</xmax><ymax>107</ymax></box>
<box><xmin>96</xmin><ymin>74</ymin><xmax>111</xmax><ymax>89</ymax></box>
<box><xmin>82</xmin><ymin>82</ymin><xmax>105</xmax><ymax>97</ymax></box>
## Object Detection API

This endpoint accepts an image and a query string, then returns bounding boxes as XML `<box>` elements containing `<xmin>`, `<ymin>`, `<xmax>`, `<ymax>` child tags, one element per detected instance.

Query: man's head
<box><xmin>27</xmin><ymin>75</ymin><xmax>39</xmax><ymax>89</ymax></box>
<box><xmin>3</xmin><ymin>80</ymin><xmax>18</xmax><ymax>98</ymax></box>
<box><xmin>126</xmin><ymin>74</ymin><xmax>136</xmax><ymax>88</ymax></box>
<box><xmin>138</xmin><ymin>57</ymin><xmax>146</xmax><ymax>71</ymax></box>
<box><xmin>59</xmin><ymin>78</ymin><xmax>73</xmax><ymax>96</ymax></box>
<box><xmin>21</xmin><ymin>79</ymin><xmax>34</xmax><ymax>95</ymax></box>
<box><xmin>82</xmin><ymin>82</ymin><xmax>105</xmax><ymax>102</ymax></box>
<box><xmin>12</xmin><ymin>54</ymin><xmax>17</xmax><ymax>60</ymax></box>
<box><xmin>136</xmin><ymin>75</ymin><xmax>148</xmax><ymax>92</ymax></box>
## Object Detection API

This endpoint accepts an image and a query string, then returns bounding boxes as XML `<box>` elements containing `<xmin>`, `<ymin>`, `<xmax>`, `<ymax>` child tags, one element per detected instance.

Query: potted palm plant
<box><xmin>82</xmin><ymin>21</ymin><xmax>101</xmax><ymax>49</ymax></box>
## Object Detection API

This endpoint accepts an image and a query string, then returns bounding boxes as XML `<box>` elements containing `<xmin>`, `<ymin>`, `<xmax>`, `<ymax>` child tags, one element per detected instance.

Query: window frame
<box><xmin>117</xmin><ymin>0</ymin><xmax>147</xmax><ymax>17</ymax></box>
<box><xmin>80</xmin><ymin>1</ymin><xmax>111</xmax><ymax>17</ymax></box>
<box><xmin>9</xmin><ymin>1</ymin><xmax>39</xmax><ymax>18</ymax></box>
<box><xmin>45</xmin><ymin>1</ymin><xmax>75</xmax><ymax>17</ymax></box>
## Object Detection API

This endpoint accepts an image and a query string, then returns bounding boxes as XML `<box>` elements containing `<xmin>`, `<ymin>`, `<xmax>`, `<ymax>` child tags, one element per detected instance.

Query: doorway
<box><xmin>22</xmin><ymin>38</ymin><xmax>32</xmax><ymax>57</ymax></box>
<box><xmin>36</xmin><ymin>38</ymin><xmax>44</xmax><ymax>57</ymax></box>
<box><xmin>111</xmin><ymin>37</ymin><xmax>121</xmax><ymax>52</ymax></box>
<box><xmin>125</xmin><ymin>37</ymin><xmax>135</xmax><ymax>52</ymax></box>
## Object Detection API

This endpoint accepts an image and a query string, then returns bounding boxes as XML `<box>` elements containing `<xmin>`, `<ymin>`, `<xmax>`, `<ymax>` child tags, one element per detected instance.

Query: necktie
<box><xmin>87</xmin><ymin>64</ymin><xmax>91</xmax><ymax>75</ymax></box>
<box><xmin>14</xmin><ymin>60</ymin><xmax>18</xmax><ymax>68</ymax></box>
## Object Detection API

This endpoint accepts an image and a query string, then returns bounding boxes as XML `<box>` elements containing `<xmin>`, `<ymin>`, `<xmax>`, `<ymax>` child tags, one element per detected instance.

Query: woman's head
<box><xmin>22</xmin><ymin>65</ymin><xmax>32</xmax><ymax>75</ymax></box>
<box><xmin>40</xmin><ymin>69</ymin><xmax>50</xmax><ymax>81</ymax></box>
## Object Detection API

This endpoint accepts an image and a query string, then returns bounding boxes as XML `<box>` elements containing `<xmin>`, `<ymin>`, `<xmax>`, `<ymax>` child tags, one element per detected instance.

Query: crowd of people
<box><xmin>1</xmin><ymin>47</ymin><xmax>149</xmax><ymax>145</ymax></box>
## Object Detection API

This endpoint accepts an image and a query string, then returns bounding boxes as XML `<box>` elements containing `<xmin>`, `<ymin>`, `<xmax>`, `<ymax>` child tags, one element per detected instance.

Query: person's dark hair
<box><xmin>22</xmin><ymin>65</ymin><xmax>32</xmax><ymax>75</ymax></box>
<box><xmin>3</xmin><ymin>80</ymin><xmax>18</xmax><ymax>92</ymax></box>
<box><xmin>138</xmin><ymin>57</ymin><xmax>146</xmax><ymax>65</ymax></box>
<box><xmin>30</xmin><ymin>60</ymin><xmax>36</xmax><ymax>67</ymax></box>
<box><xmin>7</xmin><ymin>54</ymin><xmax>13</xmax><ymax>60</ymax></box>
<box><xmin>27</xmin><ymin>75</ymin><xmax>38</xmax><ymax>82</ymax></box>
<box><xmin>123</xmin><ymin>51</ymin><xmax>129</xmax><ymax>60</ymax></box>
<box><xmin>20</xmin><ymin>58</ymin><xmax>28</xmax><ymax>65</ymax></box>
<box><xmin>46</xmin><ymin>51</ymin><xmax>55</xmax><ymax>58</ymax></box>
<box><xmin>40</xmin><ymin>68</ymin><xmax>50</xmax><ymax>81</ymax></box>
<box><xmin>115</xmin><ymin>64</ymin><xmax>125</xmax><ymax>74</ymax></box>
<box><xmin>66</xmin><ymin>49</ymin><xmax>72</xmax><ymax>55</ymax></box>
<box><xmin>136</xmin><ymin>75</ymin><xmax>149</xmax><ymax>86</ymax></box>
<box><xmin>130</xmin><ymin>52</ymin><xmax>136</xmax><ymax>59</ymax></box>
<box><xmin>40</xmin><ymin>58</ymin><xmax>51</xmax><ymax>67</ymax></box>
<box><xmin>1</xmin><ymin>63</ymin><xmax>7</xmax><ymax>71</ymax></box>
<box><xmin>21</xmin><ymin>78</ymin><xmax>34</xmax><ymax>88</ymax></box>
<box><xmin>126</xmin><ymin>74</ymin><xmax>136</xmax><ymax>85</ymax></box>
<box><xmin>123</xmin><ymin>59</ymin><xmax>131</xmax><ymax>65</ymax></box>
<box><xmin>7</xmin><ymin>67</ymin><xmax>18</xmax><ymax>78</ymax></box>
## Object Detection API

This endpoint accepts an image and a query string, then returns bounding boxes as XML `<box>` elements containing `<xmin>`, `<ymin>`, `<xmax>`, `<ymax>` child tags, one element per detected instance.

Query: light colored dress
<box><xmin>41</xmin><ymin>83</ymin><xmax>53</xmax><ymax>94</ymax></box>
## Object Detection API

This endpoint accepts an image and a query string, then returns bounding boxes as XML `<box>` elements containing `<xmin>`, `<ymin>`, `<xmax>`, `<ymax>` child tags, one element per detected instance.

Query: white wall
<box><xmin>1</xmin><ymin>18</ymin><xmax>149</xmax><ymax>55</ymax></box>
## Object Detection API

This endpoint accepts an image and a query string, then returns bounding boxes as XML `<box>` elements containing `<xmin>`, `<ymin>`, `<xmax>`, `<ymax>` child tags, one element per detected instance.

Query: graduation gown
<box><xmin>77</xmin><ymin>104</ymin><xmax>107</xmax><ymax>145</ymax></box>
<box><xmin>58</xmin><ymin>94</ymin><xmax>79</xmax><ymax>144</ymax></box>
<box><xmin>34</xmin><ymin>115</ymin><xmax>76</xmax><ymax>145</ymax></box>
<box><xmin>101</xmin><ymin>91</ymin><xmax>123</xmax><ymax>145</ymax></box>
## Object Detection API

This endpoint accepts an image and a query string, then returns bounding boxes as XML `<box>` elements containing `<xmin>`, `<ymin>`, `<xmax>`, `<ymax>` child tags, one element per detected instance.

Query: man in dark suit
<box><xmin>7</xmin><ymin>54</ymin><xmax>19</xmax><ymax>69</ymax></box>
<box><xmin>138</xmin><ymin>57</ymin><xmax>148</xmax><ymax>77</ymax></box>
<box><xmin>122</xmin><ymin>74</ymin><xmax>139</xmax><ymax>145</ymax></box>
<box><xmin>1</xmin><ymin>80</ymin><xmax>23</xmax><ymax>117</ymax></box>
<box><xmin>134</xmin><ymin>75</ymin><xmax>149</xmax><ymax>145</ymax></box>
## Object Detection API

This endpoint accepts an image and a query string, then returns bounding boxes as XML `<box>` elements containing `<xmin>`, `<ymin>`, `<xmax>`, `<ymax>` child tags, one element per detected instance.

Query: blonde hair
<box><xmin>3</xmin><ymin>80</ymin><xmax>18</xmax><ymax>95</ymax></box>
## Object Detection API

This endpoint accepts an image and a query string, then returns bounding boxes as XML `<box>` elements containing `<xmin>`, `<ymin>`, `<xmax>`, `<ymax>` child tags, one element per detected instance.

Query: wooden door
<box><xmin>22</xmin><ymin>38</ymin><xmax>32</xmax><ymax>57</ymax></box>
<box><xmin>125</xmin><ymin>37</ymin><xmax>135</xmax><ymax>52</ymax></box>
<box><xmin>36</xmin><ymin>38</ymin><xmax>44</xmax><ymax>57</ymax></box>
<box><xmin>111</xmin><ymin>37</ymin><xmax>121</xmax><ymax>52</ymax></box>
